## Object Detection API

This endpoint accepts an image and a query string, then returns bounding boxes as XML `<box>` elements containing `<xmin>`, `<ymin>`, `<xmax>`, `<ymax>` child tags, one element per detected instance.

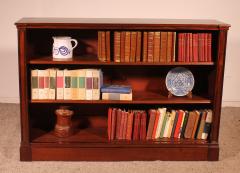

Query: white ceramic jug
<box><xmin>52</xmin><ymin>36</ymin><xmax>78</xmax><ymax>59</ymax></box>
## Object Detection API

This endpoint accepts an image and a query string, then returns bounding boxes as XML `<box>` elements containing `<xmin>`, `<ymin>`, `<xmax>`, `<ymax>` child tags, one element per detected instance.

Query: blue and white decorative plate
<box><xmin>165</xmin><ymin>67</ymin><xmax>194</xmax><ymax>96</ymax></box>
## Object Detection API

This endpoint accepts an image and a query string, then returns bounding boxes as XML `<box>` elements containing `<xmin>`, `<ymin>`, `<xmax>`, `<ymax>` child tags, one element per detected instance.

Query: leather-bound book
<box><xmin>198</xmin><ymin>33</ymin><xmax>204</xmax><ymax>62</ymax></box>
<box><xmin>186</xmin><ymin>33</ymin><xmax>190</xmax><ymax>62</ymax></box>
<box><xmin>108</xmin><ymin>107</ymin><xmax>112</xmax><ymax>140</ymax></box>
<box><xmin>147</xmin><ymin>32</ymin><xmax>154</xmax><ymax>62</ymax></box>
<box><xmin>173</xmin><ymin>110</ymin><xmax>184</xmax><ymax>138</ymax></box>
<box><xmin>197</xmin><ymin>110</ymin><xmax>207</xmax><ymax>139</ymax></box>
<box><xmin>152</xmin><ymin>109</ymin><xmax>160</xmax><ymax>139</ymax></box>
<box><xmin>202</xmin><ymin>110</ymin><xmax>213</xmax><ymax>140</ymax></box>
<box><xmin>177</xmin><ymin>111</ymin><xmax>186</xmax><ymax>138</ymax></box>
<box><xmin>178</xmin><ymin>33</ymin><xmax>183</xmax><ymax>62</ymax></box>
<box><xmin>180</xmin><ymin>111</ymin><xmax>189</xmax><ymax>138</ymax></box>
<box><xmin>130</xmin><ymin>32</ymin><xmax>137</xmax><ymax>62</ymax></box>
<box><xmin>191</xmin><ymin>110</ymin><xmax>200</xmax><ymax>139</ymax></box>
<box><xmin>160</xmin><ymin>32</ymin><xmax>168</xmax><ymax>62</ymax></box>
<box><xmin>119</xmin><ymin>110</ymin><xmax>126</xmax><ymax>139</ymax></box>
<box><xmin>120</xmin><ymin>32</ymin><xmax>125</xmax><ymax>62</ymax></box>
<box><xmin>171</xmin><ymin>32</ymin><xmax>176</xmax><ymax>62</ymax></box>
<box><xmin>207</xmin><ymin>33</ymin><xmax>212</xmax><ymax>62</ymax></box>
<box><xmin>110</xmin><ymin>108</ymin><xmax>117</xmax><ymax>140</ymax></box>
<box><xmin>155</xmin><ymin>108</ymin><xmax>166</xmax><ymax>139</ymax></box>
<box><xmin>140</xmin><ymin>111</ymin><xmax>147</xmax><ymax>140</ymax></box>
<box><xmin>106</xmin><ymin>31</ymin><xmax>111</xmax><ymax>62</ymax></box>
<box><xmin>166</xmin><ymin>32</ymin><xmax>173</xmax><ymax>62</ymax></box>
<box><xmin>126</xmin><ymin>111</ymin><xmax>134</xmax><ymax>140</ymax></box>
<box><xmin>114</xmin><ymin>31</ymin><xmax>121</xmax><ymax>62</ymax></box>
<box><xmin>136</xmin><ymin>31</ymin><xmax>142</xmax><ymax>62</ymax></box>
<box><xmin>122</xmin><ymin>111</ymin><xmax>128</xmax><ymax>139</ymax></box>
<box><xmin>184</xmin><ymin>111</ymin><xmax>196</xmax><ymax>139</ymax></box>
<box><xmin>171</xmin><ymin>110</ymin><xmax>179</xmax><ymax>138</ymax></box>
<box><xmin>189</xmin><ymin>33</ymin><xmax>193</xmax><ymax>62</ymax></box>
<box><xmin>115</xmin><ymin>109</ymin><xmax>122</xmax><ymax>139</ymax></box>
<box><xmin>163</xmin><ymin>112</ymin><xmax>171</xmax><ymax>138</ymax></box>
<box><xmin>101</xmin><ymin>31</ymin><xmax>106</xmax><ymax>61</ymax></box>
<box><xmin>124</xmin><ymin>31</ymin><xmax>131</xmax><ymax>62</ymax></box>
<box><xmin>142</xmin><ymin>32</ymin><xmax>148</xmax><ymax>62</ymax></box>
<box><xmin>133</xmin><ymin>111</ymin><xmax>141</xmax><ymax>140</ymax></box>
<box><xmin>98</xmin><ymin>31</ymin><xmax>102</xmax><ymax>61</ymax></box>
<box><xmin>146</xmin><ymin>109</ymin><xmax>156</xmax><ymax>140</ymax></box>
<box><xmin>204</xmin><ymin>33</ymin><xmax>208</xmax><ymax>62</ymax></box>
<box><xmin>153</xmin><ymin>32</ymin><xmax>161</xmax><ymax>62</ymax></box>
<box><xmin>193</xmin><ymin>33</ymin><xmax>199</xmax><ymax>62</ymax></box>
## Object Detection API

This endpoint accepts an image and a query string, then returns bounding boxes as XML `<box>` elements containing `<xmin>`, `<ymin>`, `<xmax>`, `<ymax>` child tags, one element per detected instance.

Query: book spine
<box><xmin>159</xmin><ymin>111</ymin><xmax>168</xmax><ymax>138</ymax></box>
<box><xmin>77</xmin><ymin>69</ymin><xmax>86</xmax><ymax>100</ymax></box>
<box><xmin>85</xmin><ymin>69</ymin><xmax>93</xmax><ymax>100</ymax></box>
<box><xmin>204</xmin><ymin>33</ymin><xmax>208</xmax><ymax>62</ymax></box>
<box><xmin>167</xmin><ymin>111</ymin><xmax>176</xmax><ymax>138</ymax></box>
<box><xmin>146</xmin><ymin>109</ymin><xmax>156</xmax><ymax>140</ymax></box>
<box><xmin>160</xmin><ymin>32</ymin><xmax>168</xmax><ymax>62</ymax></box>
<box><xmin>101</xmin><ymin>32</ymin><xmax>106</xmax><ymax>61</ymax></box>
<box><xmin>193</xmin><ymin>34</ymin><xmax>199</xmax><ymax>62</ymax></box>
<box><xmin>92</xmin><ymin>69</ymin><xmax>101</xmax><ymax>100</ymax></box>
<box><xmin>197</xmin><ymin>111</ymin><xmax>207</xmax><ymax>139</ymax></box>
<box><xmin>186</xmin><ymin>33</ymin><xmax>190</xmax><ymax>62</ymax></box>
<box><xmin>114</xmin><ymin>31</ymin><xmax>121</xmax><ymax>62</ymax></box>
<box><xmin>111</xmin><ymin>108</ymin><xmax>117</xmax><ymax>140</ymax></box>
<box><xmin>172</xmin><ymin>32</ymin><xmax>176</xmax><ymax>62</ymax></box>
<box><xmin>166</xmin><ymin>32</ymin><xmax>173</xmax><ymax>62</ymax></box>
<box><xmin>140</xmin><ymin>111</ymin><xmax>147</xmax><ymax>140</ymax></box>
<box><xmin>201</xmin><ymin>110</ymin><xmax>212</xmax><ymax>140</ymax></box>
<box><xmin>102</xmin><ymin>92</ymin><xmax>132</xmax><ymax>101</ymax></box>
<box><xmin>56</xmin><ymin>70</ymin><xmax>64</xmax><ymax>100</ymax></box>
<box><xmin>177</xmin><ymin>111</ymin><xmax>186</xmax><ymax>138</ymax></box>
<box><xmin>130</xmin><ymin>32</ymin><xmax>137</xmax><ymax>62</ymax></box>
<box><xmin>153</xmin><ymin>32</ymin><xmax>160</xmax><ymax>62</ymax></box>
<box><xmin>71</xmin><ymin>70</ymin><xmax>79</xmax><ymax>100</ymax></box>
<box><xmin>108</xmin><ymin>108</ymin><xmax>112</xmax><ymax>140</ymax></box>
<box><xmin>118</xmin><ymin>110</ymin><xmax>125</xmax><ymax>139</ymax></box>
<box><xmin>31</xmin><ymin>69</ymin><xmax>39</xmax><ymax>100</ymax></box>
<box><xmin>163</xmin><ymin>112</ymin><xmax>171</xmax><ymax>138</ymax></box>
<box><xmin>207</xmin><ymin>33</ymin><xmax>212</xmax><ymax>62</ymax></box>
<box><xmin>136</xmin><ymin>31</ymin><xmax>142</xmax><ymax>62</ymax></box>
<box><xmin>152</xmin><ymin>110</ymin><xmax>160</xmax><ymax>139</ymax></box>
<box><xmin>171</xmin><ymin>111</ymin><xmax>179</xmax><ymax>138</ymax></box>
<box><xmin>126</xmin><ymin>112</ymin><xmax>134</xmax><ymax>140</ymax></box>
<box><xmin>98</xmin><ymin>31</ymin><xmax>102</xmax><ymax>61</ymax></box>
<box><xmin>178</xmin><ymin>33</ymin><xmax>182</xmax><ymax>62</ymax></box>
<box><xmin>106</xmin><ymin>31</ymin><xmax>111</xmax><ymax>62</ymax></box>
<box><xmin>173</xmin><ymin>110</ymin><xmax>183</xmax><ymax>138</ymax></box>
<box><xmin>120</xmin><ymin>32</ymin><xmax>125</xmax><ymax>62</ymax></box>
<box><xmin>180</xmin><ymin>111</ymin><xmax>189</xmax><ymax>138</ymax></box>
<box><xmin>115</xmin><ymin>109</ymin><xmax>122</xmax><ymax>139</ymax></box>
<box><xmin>49</xmin><ymin>69</ymin><xmax>56</xmax><ymax>100</ymax></box>
<box><xmin>155</xmin><ymin>108</ymin><xmax>166</xmax><ymax>139</ymax></box>
<box><xmin>38</xmin><ymin>70</ymin><xmax>45</xmax><ymax>99</ymax></box>
<box><xmin>133</xmin><ymin>111</ymin><xmax>141</xmax><ymax>140</ymax></box>
<box><xmin>44</xmin><ymin>69</ymin><xmax>50</xmax><ymax>99</ymax></box>
<box><xmin>64</xmin><ymin>69</ymin><xmax>72</xmax><ymax>100</ymax></box>
<box><xmin>122</xmin><ymin>111</ymin><xmax>128</xmax><ymax>139</ymax></box>
<box><xmin>142</xmin><ymin>32</ymin><xmax>148</xmax><ymax>62</ymax></box>
<box><xmin>189</xmin><ymin>33</ymin><xmax>193</xmax><ymax>62</ymax></box>
<box><xmin>191</xmin><ymin>111</ymin><xmax>200</xmax><ymax>139</ymax></box>
<box><xmin>147</xmin><ymin>32</ymin><xmax>154</xmax><ymax>62</ymax></box>
<box><xmin>124</xmin><ymin>31</ymin><xmax>131</xmax><ymax>62</ymax></box>
<box><xmin>101</xmin><ymin>87</ymin><xmax>131</xmax><ymax>94</ymax></box>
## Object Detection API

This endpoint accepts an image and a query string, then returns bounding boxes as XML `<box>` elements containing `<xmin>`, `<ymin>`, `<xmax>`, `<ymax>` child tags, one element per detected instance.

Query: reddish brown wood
<box><xmin>15</xmin><ymin>18</ymin><xmax>230</xmax><ymax>161</ymax></box>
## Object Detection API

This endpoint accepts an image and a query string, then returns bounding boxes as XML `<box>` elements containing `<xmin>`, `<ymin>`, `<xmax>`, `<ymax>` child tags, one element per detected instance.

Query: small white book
<box><xmin>56</xmin><ymin>70</ymin><xmax>64</xmax><ymax>100</ymax></box>
<box><xmin>155</xmin><ymin>108</ymin><xmax>167</xmax><ymax>139</ymax></box>
<box><xmin>31</xmin><ymin>69</ymin><xmax>39</xmax><ymax>100</ymax></box>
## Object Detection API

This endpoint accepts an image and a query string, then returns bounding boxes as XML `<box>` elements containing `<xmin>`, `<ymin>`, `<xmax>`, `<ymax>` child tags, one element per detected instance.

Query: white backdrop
<box><xmin>0</xmin><ymin>0</ymin><xmax>239</xmax><ymax>106</ymax></box>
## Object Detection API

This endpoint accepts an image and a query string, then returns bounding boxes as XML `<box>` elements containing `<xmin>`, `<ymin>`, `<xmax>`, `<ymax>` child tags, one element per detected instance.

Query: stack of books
<box><xmin>31</xmin><ymin>69</ymin><xmax>103</xmax><ymax>100</ymax></box>
<box><xmin>178</xmin><ymin>33</ymin><xmax>212</xmax><ymax>62</ymax></box>
<box><xmin>101</xmin><ymin>85</ymin><xmax>132</xmax><ymax>101</ymax></box>
<box><xmin>98</xmin><ymin>31</ymin><xmax>111</xmax><ymax>62</ymax></box>
<box><xmin>113</xmin><ymin>31</ymin><xmax>142</xmax><ymax>62</ymax></box>
<box><xmin>108</xmin><ymin>107</ymin><xmax>212</xmax><ymax>141</ymax></box>
<box><xmin>143</xmin><ymin>32</ymin><xmax>176</xmax><ymax>62</ymax></box>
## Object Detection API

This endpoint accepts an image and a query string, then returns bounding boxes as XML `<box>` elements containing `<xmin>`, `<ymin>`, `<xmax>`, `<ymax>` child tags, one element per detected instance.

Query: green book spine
<box><xmin>160</xmin><ymin>113</ymin><xmax>167</xmax><ymax>138</ymax></box>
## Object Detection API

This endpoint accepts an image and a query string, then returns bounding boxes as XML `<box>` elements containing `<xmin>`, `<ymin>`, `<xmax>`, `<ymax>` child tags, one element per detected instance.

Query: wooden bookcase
<box><xmin>15</xmin><ymin>18</ymin><xmax>230</xmax><ymax>161</ymax></box>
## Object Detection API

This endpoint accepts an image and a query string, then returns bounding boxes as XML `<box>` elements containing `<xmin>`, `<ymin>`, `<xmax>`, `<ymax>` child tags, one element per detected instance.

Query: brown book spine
<box><xmin>146</xmin><ymin>109</ymin><xmax>156</xmax><ymax>140</ymax></box>
<box><xmin>204</xmin><ymin>33</ymin><xmax>208</xmax><ymax>62</ymax></box>
<box><xmin>108</xmin><ymin>108</ymin><xmax>112</xmax><ymax>140</ymax></box>
<box><xmin>119</xmin><ymin>110</ymin><xmax>125</xmax><ymax>139</ymax></box>
<box><xmin>189</xmin><ymin>33</ymin><xmax>193</xmax><ymax>62</ymax></box>
<box><xmin>110</xmin><ymin>108</ymin><xmax>117</xmax><ymax>140</ymax></box>
<box><xmin>191</xmin><ymin>111</ymin><xmax>200</xmax><ymax>139</ymax></box>
<box><xmin>166</xmin><ymin>32</ymin><xmax>173</xmax><ymax>62</ymax></box>
<box><xmin>122</xmin><ymin>111</ymin><xmax>128</xmax><ymax>139</ymax></box>
<box><xmin>106</xmin><ymin>31</ymin><xmax>111</xmax><ymax>62</ymax></box>
<box><xmin>143</xmin><ymin>32</ymin><xmax>148</xmax><ymax>62</ymax></box>
<box><xmin>140</xmin><ymin>111</ymin><xmax>147</xmax><ymax>140</ymax></box>
<box><xmin>147</xmin><ymin>32</ymin><xmax>154</xmax><ymax>62</ymax></box>
<box><xmin>114</xmin><ymin>31</ymin><xmax>121</xmax><ymax>62</ymax></box>
<box><xmin>184</xmin><ymin>111</ymin><xmax>196</xmax><ymax>139</ymax></box>
<box><xmin>193</xmin><ymin>34</ymin><xmax>199</xmax><ymax>62</ymax></box>
<box><xmin>178</xmin><ymin>33</ymin><xmax>183</xmax><ymax>62</ymax></box>
<box><xmin>186</xmin><ymin>33</ymin><xmax>190</xmax><ymax>62</ymax></box>
<box><xmin>126</xmin><ymin>112</ymin><xmax>134</xmax><ymax>140</ymax></box>
<box><xmin>133</xmin><ymin>111</ymin><xmax>141</xmax><ymax>140</ymax></box>
<box><xmin>136</xmin><ymin>31</ymin><xmax>142</xmax><ymax>62</ymax></box>
<box><xmin>98</xmin><ymin>31</ymin><xmax>102</xmax><ymax>61</ymax></box>
<box><xmin>115</xmin><ymin>109</ymin><xmax>122</xmax><ymax>139</ymax></box>
<box><xmin>153</xmin><ymin>32</ymin><xmax>161</xmax><ymax>62</ymax></box>
<box><xmin>130</xmin><ymin>32</ymin><xmax>137</xmax><ymax>62</ymax></box>
<box><xmin>199</xmin><ymin>33</ymin><xmax>204</xmax><ymax>62</ymax></box>
<box><xmin>101</xmin><ymin>31</ymin><xmax>106</xmax><ymax>61</ymax></box>
<box><xmin>124</xmin><ymin>31</ymin><xmax>131</xmax><ymax>62</ymax></box>
<box><xmin>197</xmin><ymin>111</ymin><xmax>207</xmax><ymax>139</ymax></box>
<box><xmin>172</xmin><ymin>32</ymin><xmax>176</xmax><ymax>62</ymax></box>
<box><xmin>160</xmin><ymin>32</ymin><xmax>168</xmax><ymax>62</ymax></box>
<box><xmin>120</xmin><ymin>32</ymin><xmax>125</xmax><ymax>62</ymax></box>
<box><xmin>207</xmin><ymin>33</ymin><xmax>212</xmax><ymax>62</ymax></box>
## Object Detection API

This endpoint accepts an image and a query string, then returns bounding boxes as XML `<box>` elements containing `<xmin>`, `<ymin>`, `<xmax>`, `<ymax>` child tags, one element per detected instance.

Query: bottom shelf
<box><xmin>21</xmin><ymin>128</ymin><xmax>219</xmax><ymax>161</ymax></box>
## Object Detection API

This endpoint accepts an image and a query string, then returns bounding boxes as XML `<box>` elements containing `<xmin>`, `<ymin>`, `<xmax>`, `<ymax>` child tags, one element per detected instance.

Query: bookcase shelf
<box><xmin>15</xmin><ymin>18</ymin><xmax>230</xmax><ymax>161</ymax></box>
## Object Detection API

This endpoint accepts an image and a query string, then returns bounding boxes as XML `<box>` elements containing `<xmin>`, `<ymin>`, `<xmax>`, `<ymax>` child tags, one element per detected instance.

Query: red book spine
<box><xmin>178</xmin><ymin>33</ymin><xmax>182</xmax><ymax>62</ymax></box>
<box><xmin>198</xmin><ymin>33</ymin><xmax>203</xmax><ymax>62</ymax></box>
<box><xmin>115</xmin><ymin>109</ymin><xmax>122</xmax><ymax>139</ymax></box>
<box><xmin>140</xmin><ymin>111</ymin><xmax>147</xmax><ymax>140</ymax></box>
<box><xmin>108</xmin><ymin>108</ymin><xmax>112</xmax><ymax>140</ymax></box>
<box><xmin>182</xmin><ymin>33</ymin><xmax>186</xmax><ymax>62</ymax></box>
<box><xmin>207</xmin><ymin>33</ymin><xmax>212</xmax><ymax>62</ymax></box>
<box><xmin>110</xmin><ymin>108</ymin><xmax>117</xmax><ymax>140</ymax></box>
<box><xmin>118</xmin><ymin>110</ymin><xmax>125</xmax><ymax>139</ymax></box>
<box><xmin>189</xmin><ymin>33</ymin><xmax>193</xmax><ymax>62</ymax></box>
<box><xmin>193</xmin><ymin>34</ymin><xmax>199</xmax><ymax>62</ymax></box>
<box><xmin>126</xmin><ymin>112</ymin><xmax>134</xmax><ymax>140</ymax></box>
<box><xmin>204</xmin><ymin>33</ymin><xmax>208</xmax><ymax>62</ymax></box>
<box><xmin>173</xmin><ymin>110</ymin><xmax>183</xmax><ymax>138</ymax></box>
<box><xmin>186</xmin><ymin>33</ymin><xmax>190</xmax><ymax>62</ymax></box>
<box><xmin>133</xmin><ymin>111</ymin><xmax>141</xmax><ymax>140</ymax></box>
<box><xmin>122</xmin><ymin>111</ymin><xmax>128</xmax><ymax>139</ymax></box>
<box><xmin>152</xmin><ymin>110</ymin><xmax>160</xmax><ymax>139</ymax></box>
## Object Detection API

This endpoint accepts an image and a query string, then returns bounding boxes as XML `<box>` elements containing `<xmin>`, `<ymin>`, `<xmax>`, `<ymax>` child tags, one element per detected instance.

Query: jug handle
<box><xmin>71</xmin><ymin>39</ymin><xmax>78</xmax><ymax>50</ymax></box>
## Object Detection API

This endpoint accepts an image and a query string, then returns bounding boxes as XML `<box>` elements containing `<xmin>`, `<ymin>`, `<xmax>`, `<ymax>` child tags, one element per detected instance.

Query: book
<box><xmin>160</xmin><ymin>109</ymin><xmax>168</xmax><ymax>138</ymax></box>
<box><xmin>180</xmin><ymin>111</ymin><xmax>189</xmax><ymax>138</ymax></box>
<box><xmin>31</xmin><ymin>69</ymin><xmax>39</xmax><ymax>100</ymax></box>
<box><xmin>136</xmin><ymin>31</ymin><xmax>142</xmax><ymax>62</ymax></box>
<box><xmin>178</xmin><ymin>33</ymin><xmax>183</xmax><ymax>62</ymax></box>
<box><xmin>166</xmin><ymin>32</ymin><xmax>172</xmax><ymax>62</ymax></box>
<box><xmin>63</xmin><ymin>69</ymin><xmax>71</xmax><ymax>100</ymax></box>
<box><xmin>126</xmin><ymin>111</ymin><xmax>134</xmax><ymax>140</ymax></box>
<box><xmin>71</xmin><ymin>70</ymin><xmax>79</xmax><ymax>100</ymax></box>
<box><xmin>114</xmin><ymin>31</ymin><xmax>121</xmax><ymax>62</ymax></box>
<box><xmin>160</xmin><ymin>32</ymin><xmax>168</xmax><ymax>62</ymax></box>
<box><xmin>142</xmin><ymin>32</ymin><xmax>148</xmax><ymax>62</ymax></box>
<box><xmin>124</xmin><ymin>31</ymin><xmax>131</xmax><ymax>62</ymax></box>
<box><xmin>167</xmin><ymin>110</ymin><xmax>176</xmax><ymax>138</ymax></box>
<box><xmin>98</xmin><ymin>31</ymin><xmax>102</xmax><ymax>61</ymax></box>
<box><xmin>120</xmin><ymin>32</ymin><xmax>125</xmax><ymax>62</ymax></box>
<box><xmin>184</xmin><ymin>111</ymin><xmax>196</xmax><ymax>138</ymax></box>
<box><xmin>115</xmin><ymin>109</ymin><xmax>122</xmax><ymax>139</ymax></box>
<box><xmin>202</xmin><ymin>110</ymin><xmax>213</xmax><ymax>140</ymax></box>
<box><xmin>172</xmin><ymin>32</ymin><xmax>176</xmax><ymax>62</ymax></box>
<box><xmin>101</xmin><ymin>85</ymin><xmax>132</xmax><ymax>94</ymax></box>
<box><xmin>163</xmin><ymin>112</ymin><xmax>171</xmax><ymax>138</ymax></box>
<box><xmin>92</xmin><ymin>69</ymin><xmax>103</xmax><ymax>100</ymax></box>
<box><xmin>77</xmin><ymin>69</ymin><xmax>86</xmax><ymax>100</ymax></box>
<box><xmin>178</xmin><ymin>111</ymin><xmax>186</xmax><ymax>138</ymax></box>
<box><xmin>171</xmin><ymin>110</ymin><xmax>179</xmax><ymax>138</ymax></box>
<box><xmin>133</xmin><ymin>111</ymin><xmax>141</xmax><ymax>140</ymax></box>
<box><xmin>110</xmin><ymin>108</ymin><xmax>117</xmax><ymax>140</ymax></box>
<box><xmin>118</xmin><ymin>110</ymin><xmax>125</xmax><ymax>139</ymax></box>
<box><xmin>85</xmin><ymin>69</ymin><xmax>93</xmax><ymax>100</ymax></box>
<box><xmin>192</xmin><ymin>34</ymin><xmax>199</xmax><ymax>62</ymax></box>
<box><xmin>130</xmin><ymin>32</ymin><xmax>137</xmax><ymax>62</ymax></box>
<box><xmin>173</xmin><ymin>110</ymin><xmax>184</xmax><ymax>138</ymax></box>
<box><xmin>56</xmin><ymin>70</ymin><xmax>64</xmax><ymax>100</ymax></box>
<box><xmin>152</xmin><ymin>109</ymin><xmax>160</xmax><ymax>139</ymax></box>
<box><xmin>101</xmin><ymin>31</ymin><xmax>106</xmax><ymax>61</ymax></box>
<box><xmin>102</xmin><ymin>92</ymin><xmax>132</xmax><ymax>101</ymax></box>
<box><xmin>197</xmin><ymin>110</ymin><xmax>207</xmax><ymax>139</ymax></box>
<box><xmin>108</xmin><ymin>108</ymin><xmax>112</xmax><ymax>140</ymax></box>
<box><xmin>207</xmin><ymin>33</ymin><xmax>212</xmax><ymax>62</ymax></box>
<box><xmin>191</xmin><ymin>110</ymin><xmax>201</xmax><ymax>139</ymax></box>
<box><xmin>122</xmin><ymin>111</ymin><xmax>128</xmax><ymax>139</ymax></box>
<box><xmin>147</xmin><ymin>32</ymin><xmax>154</xmax><ymax>62</ymax></box>
<box><xmin>140</xmin><ymin>111</ymin><xmax>147</xmax><ymax>140</ymax></box>
<box><xmin>49</xmin><ymin>69</ymin><xmax>56</xmax><ymax>100</ymax></box>
<box><xmin>155</xmin><ymin>108</ymin><xmax>166</xmax><ymax>139</ymax></box>
<box><xmin>189</xmin><ymin>33</ymin><xmax>193</xmax><ymax>62</ymax></box>
<box><xmin>146</xmin><ymin>109</ymin><xmax>156</xmax><ymax>140</ymax></box>
<box><xmin>106</xmin><ymin>31</ymin><xmax>111</xmax><ymax>62</ymax></box>
<box><xmin>153</xmin><ymin>32</ymin><xmax>160</xmax><ymax>62</ymax></box>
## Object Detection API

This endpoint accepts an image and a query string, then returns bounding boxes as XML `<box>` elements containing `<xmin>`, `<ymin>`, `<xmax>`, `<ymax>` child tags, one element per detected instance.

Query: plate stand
<box><xmin>168</xmin><ymin>91</ymin><xmax>192</xmax><ymax>98</ymax></box>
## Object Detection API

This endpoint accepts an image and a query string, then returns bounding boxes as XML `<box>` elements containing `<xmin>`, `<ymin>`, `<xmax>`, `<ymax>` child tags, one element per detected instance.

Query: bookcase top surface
<box><xmin>15</xmin><ymin>18</ymin><xmax>230</xmax><ymax>29</ymax></box>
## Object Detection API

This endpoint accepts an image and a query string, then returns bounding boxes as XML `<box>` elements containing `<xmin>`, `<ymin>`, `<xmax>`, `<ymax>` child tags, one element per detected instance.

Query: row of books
<box><xmin>114</xmin><ymin>31</ymin><xmax>142</xmax><ymax>62</ymax></box>
<box><xmin>31</xmin><ymin>69</ymin><xmax>103</xmax><ymax>100</ymax></box>
<box><xmin>98</xmin><ymin>31</ymin><xmax>111</xmax><ymax>62</ymax></box>
<box><xmin>108</xmin><ymin>107</ymin><xmax>212</xmax><ymax>141</ymax></box>
<box><xmin>178</xmin><ymin>33</ymin><xmax>212</xmax><ymax>62</ymax></box>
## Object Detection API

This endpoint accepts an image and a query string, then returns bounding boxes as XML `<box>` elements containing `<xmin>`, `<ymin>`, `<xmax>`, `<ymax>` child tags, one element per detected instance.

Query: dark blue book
<box><xmin>101</xmin><ymin>85</ymin><xmax>132</xmax><ymax>94</ymax></box>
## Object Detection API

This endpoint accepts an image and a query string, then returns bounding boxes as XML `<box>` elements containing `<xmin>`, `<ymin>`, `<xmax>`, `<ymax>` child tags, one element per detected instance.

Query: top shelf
<box><xmin>29</xmin><ymin>56</ymin><xmax>215</xmax><ymax>66</ymax></box>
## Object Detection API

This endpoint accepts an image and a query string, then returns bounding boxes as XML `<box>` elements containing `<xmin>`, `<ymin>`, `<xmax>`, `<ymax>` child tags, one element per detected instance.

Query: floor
<box><xmin>0</xmin><ymin>103</ymin><xmax>239</xmax><ymax>173</ymax></box>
